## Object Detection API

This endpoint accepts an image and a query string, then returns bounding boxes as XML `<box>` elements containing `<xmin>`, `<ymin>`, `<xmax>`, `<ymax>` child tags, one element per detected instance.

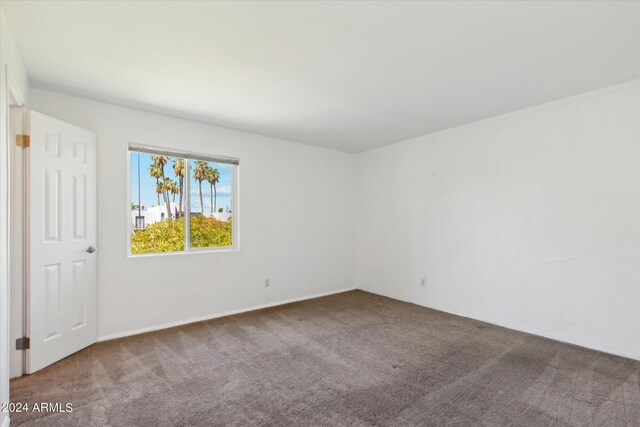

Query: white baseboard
<box><xmin>97</xmin><ymin>286</ymin><xmax>356</xmax><ymax>342</ymax></box>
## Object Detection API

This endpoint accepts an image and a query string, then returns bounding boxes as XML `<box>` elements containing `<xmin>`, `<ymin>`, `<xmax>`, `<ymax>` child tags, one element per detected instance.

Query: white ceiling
<box><xmin>3</xmin><ymin>1</ymin><xmax>639</xmax><ymax>153</ymax></box>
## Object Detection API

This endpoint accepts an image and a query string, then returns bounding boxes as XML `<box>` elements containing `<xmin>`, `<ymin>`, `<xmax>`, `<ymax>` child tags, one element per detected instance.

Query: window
<box><xmin>128</xmin><ymin>145</ymin><xmax>238</xmax><ymax>255</ymax></box>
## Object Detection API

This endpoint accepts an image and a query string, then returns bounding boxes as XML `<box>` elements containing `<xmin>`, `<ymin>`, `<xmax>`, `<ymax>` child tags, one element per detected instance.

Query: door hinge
<box><xmin>16</xmin><ymin>337</ymin><xmax>30</xmax><ymax>350</ymax></box>
<box><xmin>16</xmin><ymin>134</ymin><xmax>30</xmax><ymax>148</ymax></box>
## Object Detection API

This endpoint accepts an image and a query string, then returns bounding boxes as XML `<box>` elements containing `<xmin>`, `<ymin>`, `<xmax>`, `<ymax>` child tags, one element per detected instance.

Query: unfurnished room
<box><xmin>0</xmin><ymin>1</ymin><xmax>639</xmax><ymax>426</ymax></box>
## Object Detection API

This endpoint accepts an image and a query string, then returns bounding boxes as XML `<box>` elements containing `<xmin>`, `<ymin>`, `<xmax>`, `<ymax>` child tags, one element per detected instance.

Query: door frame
<box><xmin>1</xmin><ymin>67</ymin><xmax>26</xmax><ymax>427</ymax></box>
<box><xmin>6</xmin><ymin>70</ymin><xmax>27</xmax><ymax>379</ymax></box>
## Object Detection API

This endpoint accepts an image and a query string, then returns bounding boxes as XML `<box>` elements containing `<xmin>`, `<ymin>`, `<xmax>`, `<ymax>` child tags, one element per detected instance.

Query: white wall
<box><xmin>30</xmin><ymin>89</ymin><xmax>356</xmax><ymax>339</ymax></box>
<box><xmin>1</xmin><ymin>7</ymin><xmax>30</xmax><ymax>426</ymax></box>
<box><xmin>356</xmin><ymin>81</ymin><xmax>640</xmax><ymax>360</ymax></box>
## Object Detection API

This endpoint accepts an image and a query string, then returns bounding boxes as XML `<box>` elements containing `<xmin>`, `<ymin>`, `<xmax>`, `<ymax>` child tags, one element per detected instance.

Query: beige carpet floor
<box><xmin>9</xmin><ymin>290</ymin><xmax>640</xmax><ymax>426</ymax></box>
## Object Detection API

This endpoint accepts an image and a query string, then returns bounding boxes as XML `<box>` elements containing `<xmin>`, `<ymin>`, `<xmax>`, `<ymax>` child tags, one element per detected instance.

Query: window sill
<box><xmin>127</xmin><ymin>247</ymin><xmax>238</xmax><ymax>258</ymax></box>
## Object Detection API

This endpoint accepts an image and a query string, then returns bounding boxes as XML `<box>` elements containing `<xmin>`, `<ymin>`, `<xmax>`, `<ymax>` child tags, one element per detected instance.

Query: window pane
<box><xmin>189</xmin><ymin>160</ymin><xmax>233</xmax><ymax>248</ymax></box>
<box><xmin>130</xmin><ymin>151</ymin><xmax>186</xmax><ymax>253</ymax></box>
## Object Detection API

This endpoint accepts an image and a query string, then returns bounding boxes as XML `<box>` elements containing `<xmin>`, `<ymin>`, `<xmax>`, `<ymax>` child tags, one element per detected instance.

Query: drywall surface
<box><xmin>1</xmin><ymin>6</ymin><xmax>30</xmax><ymax>424</ymax></box>
<box><xmin>356</xmin><ymin>81</ymin><xmax>640</xmax><ymax>360</ymax></box>
<box><xmin>30</xmin><ymin>89</ymin><xmax>355</xmax><ymax>339</ymax></box>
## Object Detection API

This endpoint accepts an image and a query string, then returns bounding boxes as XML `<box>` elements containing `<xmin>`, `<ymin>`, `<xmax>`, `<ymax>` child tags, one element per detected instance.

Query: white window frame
<box><xmin>126</xmin><ymin>143</ymin><xmax>240</xmax><ymax>257</ymax></box>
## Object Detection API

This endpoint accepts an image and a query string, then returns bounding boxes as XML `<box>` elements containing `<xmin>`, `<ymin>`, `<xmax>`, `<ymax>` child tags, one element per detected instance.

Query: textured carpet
<box><xmin>9</xmin><ymin>290</ymin><xmax>640</xmax><ymax>426</ymax></box>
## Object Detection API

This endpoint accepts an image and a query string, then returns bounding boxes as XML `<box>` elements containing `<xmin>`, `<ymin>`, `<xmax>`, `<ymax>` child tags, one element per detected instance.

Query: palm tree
<box><xmin>193</xmin><ymin>161</ymin><xmax>208</xmax><ymax>213</ymax></box>
<box><xmin>173</xmin><ymin>159</ymin><xmax>185</xmax><ymax>217</ymax></box>
<box><xmin>155</xmin><ymin>181</ymin><xmax>166</xmax><ymax>217</ymax></box>
<box><xmin>154</xmin><ymin>155</ymin><xmax>170</xmax><ymax>206</ymax></box>
<box><xmin>168</xmin><ymin>180</ymin><xmax>179</xmax><ymax>203</ymax></box>
<box><xmin>205</xmin><ymin>167</ymin><xmax>220</xmax><ymax>214</ymax></box>
<box><xmin>148</xmin><ymin>155</ymin><xmax>173</xmax><ymax>219</ymax></box>
<box><xmin>152</xmin><ymin>155</ymin><xmax>168</xmax><ymax>178</ymax></box>
<box><xmin>167</xmin><ymin>179</ymin><xmax>179</xmax><ymax>218</ymax></box>
<box><xmin>149</xmin><ymin>164</ymin><xmax>163</xmax><ymax>206</ymax></box>
<box><xmin>149</xmin><ymin>156</ymin><xmax>169</xmax><ymax>205</ymax></box>
<box><xmin>161</xmin><ymin>178</ymin><xmax>174</xmax><ymax>219</ymax></box>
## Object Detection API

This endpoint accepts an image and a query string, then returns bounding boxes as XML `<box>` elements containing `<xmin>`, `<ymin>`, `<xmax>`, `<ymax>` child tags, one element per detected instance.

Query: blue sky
<box><xmin>131</xmin><ymin>152</ymin><xmax>233</xmax><ymax>213</ymax></box>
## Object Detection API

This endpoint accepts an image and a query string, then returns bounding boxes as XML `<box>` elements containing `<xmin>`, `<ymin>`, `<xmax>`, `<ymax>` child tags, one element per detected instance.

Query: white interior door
<box><xmin>27</xmin><ymin>111</ymin><xmax>97</xmax><ymax>374</ymax></box>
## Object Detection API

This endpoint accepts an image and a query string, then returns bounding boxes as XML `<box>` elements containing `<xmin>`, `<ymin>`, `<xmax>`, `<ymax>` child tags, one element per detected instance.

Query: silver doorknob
<box><xmin>86</xmin><ymin>246</ymin><xmax>97</xmax><ymax>254</ymax></box>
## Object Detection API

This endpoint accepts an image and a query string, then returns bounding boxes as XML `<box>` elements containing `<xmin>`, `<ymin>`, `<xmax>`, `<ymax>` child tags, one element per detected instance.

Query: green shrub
<box><xmin>131</xmin><ymin>216</ymin><xmax>231</xmax><ymax>254</ymax></box>
<box><xmin>190</xmin><ymin>215</ymin><xmax>232</xmax><ymax>248</ymax></box>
